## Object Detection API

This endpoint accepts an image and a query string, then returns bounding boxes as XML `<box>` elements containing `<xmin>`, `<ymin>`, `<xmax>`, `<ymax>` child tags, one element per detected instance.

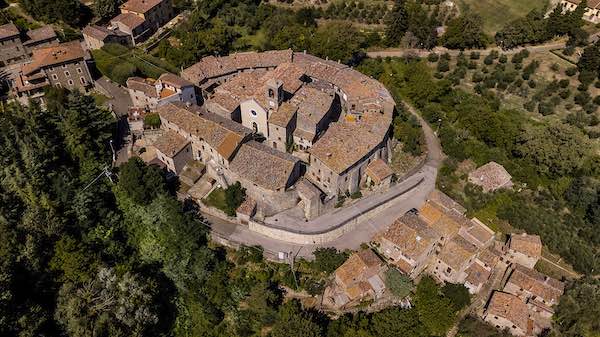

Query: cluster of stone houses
<box><xmin>140</xmin><ymin>50</ymin><xmax>396</xmax><ymax>217</ymax></box>
<box><xmin>0</xmin><ymin>23</ymin><xmax>59</xmax><ymax>68</ymax></box>
<box><xmin>83</xmin><ymin>0</ymin><xmax>174</xmax><ymax>49</ymax></box>
<box><xmin>559</xmin><ymin>0</ymin><xmax>600</xmax><ymax>24</ymax></box>
<box><xmin>324</xmin><ymin>189</ymin><xmax>563</xmax><ymax>336</ymax></box>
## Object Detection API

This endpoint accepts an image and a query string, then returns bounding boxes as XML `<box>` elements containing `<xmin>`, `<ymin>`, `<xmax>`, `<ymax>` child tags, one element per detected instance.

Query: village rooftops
<box><xmin>158</xmin><ymin>102</ymin><xmax>251</xmax><ymax>160</ymax></box>
<box><xmin>465</xmin><ymin>260</ymin><xmax>492</xmax><ymax>289</ymax></box>
<box><xmin>269</xmin><ymin>102</ymin><xmax>298</xmax><ymax>127</ymax></box>
<box><xmin>154</xmin><ymin>130</ymin><xmax>189</xmax><ymax>157</ymax></box>
<box><xmin>564</xmin><ymin>0</ymin><xmax>600</xmax><ymax>8</ymax></box>
<box><xmin>335</xmin><ymin>249</ymin><xmax>382</xmax><ymax>289</ymax></box>
<box><xmin>21</xmin><ymin>41</ymin><xmax>85</xmax><ymax>76</ymax></box>
<box><xmin>425</xmin><ymin>204</ymin><xmax>467</xmax><ymax>239</ymax></box>
<box><xmin>486</xmin><ymin>291</ymin><xmax>530</xmax><ymax>333</ymax></box>
<box><xmin>236</xmin><ymin>197</ymin><xmax>257</xmax><ymax>217</ymax></box>
<box><xmin>127</xmin><ymin>77</ymin><xmax>158</xmax><ymax>98</ymax></box>
<box><xmin>426</xmin><ymin>189</ymin><xmax>467</xmax><ymax>215</ymax></box>
<box><xmin>291</xmin><ymin>84</ymin><xmax>335</xmax><ymax>126</ymax></box>
<box><xmin>468</xmin><ymin>161</ymin><xmax>513</xmax><ymax>192</ymax></box>
<box><xmin>24</xmin><ymin>26</ymin><xmax>56</xmax><ymax>45</ymax></box>
<box><xmin>181</xmin><ymin>50</ymin><xmax>293</xmax><ymax>85</ymax></box>
<box><xmin>158</xmin><ymin>73</ymin><xmax>193</xmax><ymax>88</ymax></box>
<box><xmin>437</xmin><ymin>235</ymin><xmax>478</xmax><ymax>271</ymax></box>
<box><xmin>509</xmin><ymin>233</ymin><xmax>542</xmax><ymax>258</ymax></box>
<box><xmin>365</xmin><ymin>158</ymin><xmax>393</xmax><ymax>184</ymax></box>
<box><xmin>506</xmin><ymin>265</ymin><xmax>565</xmax><ymax>305</ymax></box>
<box><xmin>0</xmin><ymin>22</ymin><xmax>19</xmax><ymax>40</ymax></box>
<box><xmin>82</xmin><ymin>25</ymin><xmax>131</xmax><ymax>41</ymax></box>
<box><xmin>380</xmin><ymin>212</ymin><xmax>440</xmax><ymax>260</ymax></box>
<box><xmin>261</xmin><ymin>62</ymin><xmax>305</xmax><ymax>94</ymax></box>
<box><xmin>120</xmin><ymin>0</ymin><xmax>164</xmax><ymax>14</ymax></box>
<box><xmin>460</xmin><ymin>218</ymin><xmax>495</xmax><ymax>248</ymax></box>
<box><xmin>111</xmin><ymin>12</ymin><xmax>146</xmax><ymax>30</ymax></box>
<box><xmin>229</xmin><ymin>141</ymin><xmax>299</xmax><ymax>191</ymax></box>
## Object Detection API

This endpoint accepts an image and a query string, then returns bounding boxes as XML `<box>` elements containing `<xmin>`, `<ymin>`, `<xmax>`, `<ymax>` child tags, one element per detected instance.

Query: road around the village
<box><xmin>202</xmin><ymin>101</ymin><xmax>444</xmax><ymax>259</ymax></box>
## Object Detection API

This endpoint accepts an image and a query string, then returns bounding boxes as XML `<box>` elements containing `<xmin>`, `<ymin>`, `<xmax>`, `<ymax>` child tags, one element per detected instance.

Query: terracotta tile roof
<box><xmin>365</xmin><ymin>158</ymin><xmax>393</xmax><ymax>184</ymax></box>
<box><xmin>335</xmin><ymin>249</ymin><xmax>381</xmax><ymax>289</ymax></box>
<box><xmin>21</xmin><ymin>41</ymin><xmax>85</xmax><ymax>75</ymax></box>
<box><xmin>437</xmin><ymin>235</ymin><xmax>478</xmax><ymax>271</ymax></box>
<box><xmin>0</xmin><ymin>23</ymin><xmax>19</xmax><ymax>40</ymax></box>
<box><xmin>83</xmin><ymin>25</ymin><xmax>129</xmax><ymax>41</ymax></box>
<box><xmin>486</xmin><ymin>291</ymin><xmax>529</xmax><ymax>332</ymax></box>
<box><xmin>465</xmin><ymin>260</ymin><xmax>491</xmax><ymax>288</ymax></box>
<box><xmin>127</xmin><ymin>77</ymin><xmax>158</xmax><ymax>98</ymax></box>
<box><xmin>158</xmin><ymin>102</ymin><xmax>251</xmax><ymax>159</ymax></box>
<box><xmin>120</xmin><ymin>0</ymin><xmax>164</xmax><ymax>14</ymax></box>
<box><xmin>394</xmin><ymin>256</ymin><xmax>414</xmax><ymax>274</ymax></box>
<box><xmin>229</xmin><ymin>141</ymin><xmax>299</xmax><ymax>191</ymax></box>
<box><xmin>505</xmin><ymin>265</ymin><xmax>564</xmax><ymax>305</ymax></box>
<box><xmin>427</xmin><ymin>190</ymin><xmax>467</xmax><ymax>215</ymax></box>
<box><xmin>111</xmin><ymin>13</ymin><xmax>145</xmax><ymax>30</ymax></box>
<box><xmin>236</xmin><ymin>197</ymin><xmax>256</xmax><ymax>216</ymax></box>
<box><xmin>259</xmin><ymin>62</ymin><xmax>305</xmax><ymax>94</ymax></box>
<box><xmin>509</xmin><ymin>233</ymin><xmax>542</xmax><ymax>258</ymax></box>
<box><xmin>207</xmin><ymin>72</ymin><xmax>262</xmax><ymax>112</ymax></box>
<box><xmin>428</xmin><ymin>208</ymin><xmax>466</xmax><ymax>239</ymax></box>
<box><xmin>460</xmin><ymin>218</ymin><xmax>495</xmax><ymax>248</ymax></box>
<box><xmin>477</xmin><ymin>248</ymin><xmax>500</xmax><ymax>269</ymax></box>
<box><xmin>291</xmin><ymin>83</ymin><xmax>335</xmax><ymax>128</ymax></box>
<box><xmin>418</xmin><ymin>201</ymin><xmax>445</xmax><ymax>225</ymax></box>
<box><xmin>269</xmin><ymin>102</ymin><xmax>297</xmax><ymax>127</ymax></box>
<box><xmin>381</xmin><ymin>213</ymin><xmax>440</xmax><ymax>260</ymax></box>
<box><xmin>468</xmin><ymin>162</ymin><xmax>513</xmax><ymax>192</ymax></box>
<box><xmin>160</xmin><ymin>88</ymin><xmax>176</xmax><ymax>98</ymax></box>
<box><xmin>154</xmin><ymin>130</ymin><xmax>189</xmax><ymax>157</ymax></box>
<box><xmin>158</xmin><ymin>72</ymin><xmax>192</xmax><ymax>88</ymax></box>
<box><xmin>25</xmin><ymin>26</ymin><xmax>56</xmax><ymax>44</ymax></box>
<box><xmin>181</xmin><ymin>50</ymin><xmax>293</xmax><ymax>84</ymax></box>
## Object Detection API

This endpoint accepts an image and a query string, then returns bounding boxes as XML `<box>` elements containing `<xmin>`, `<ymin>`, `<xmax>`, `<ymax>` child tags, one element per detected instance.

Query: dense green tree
<box><xmin>384</xmin><ymin>268</ymin><xmax>413</xmax><ymax>298</ymax></box>
<box><xmin>442</xmin><ymin>283</ymin><xmax>471</xmax><ymax>311</ymax></box>
<box><xmin>370</xmin><ymin>307</ymin><xmax>428</xmax><ymax>337</ymax></box>
<box><xmin>20</xmin><ymin>0</ymin><xmax>81</xmax><ymax>25</ymax></box>
<box><xmin>94</xmin><ymin>0</ymin><xmax>120</xmax><ymax>19</ymax></box>
<box><xmin>310</xmin><ymin>247</ymin><xmax>349</xmax><ymax>274</ymax></box>
<box><xmin>115</xmin><ymin>157</ymin><xmax>166</xmax><ymax>205</ymax></box>
<box><xmin>385</xmin><ymin>0</ymin><xmax>408</xmax><ymax>46</ymax></box>
<box><xmin>441</xmin><ymin>12</ymin><xmax>488</xmax><ymax>50</ymax></box>
<box><xmin>414</xmin><ymin>276</ymin><xmax>456</xmax><ymax>336</ymax></box>
<box><xmin>552</xmin><ymin>278</ymin><xmax>600</xmax><ymax>336</ymax></box>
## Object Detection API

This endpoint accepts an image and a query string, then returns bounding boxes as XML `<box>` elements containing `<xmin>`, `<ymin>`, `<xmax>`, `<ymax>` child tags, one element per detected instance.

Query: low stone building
<box><xmin>365</xmin><ymin>158</ymin><xmax>394</xmax><ymax>188</ymax></box>
<box><xmin>560</xmin><ymin>0</ymin><xmax>600</xmax><ymax>24</ymax></box>
<box><xmin>483</xmin><ymin>291</ymin><xmax>531</xmax><ymax>336</ymax></box>
<box><xmin>324</xmin><ymin>249</ymin><xmax>386</xmax><ymax>308</ymax></box>
<box><xmin>375</xmin><ymin>212</ymin><xmax>441</xmax><ymax>278</ymax></box>
<box><xmin>468</xmin><ymin>161</ymin><xmax>513</xmax><ymax>193</ymax></box>
<box><xmin>506</xmin><ymin>233</ymin><xmax>542</xmax><ymax>269</ymax></box>
<box><xmin>503</xmin><ymin>265</ymin><xmax>564</xmax><ymax>318</ymax></box>
<box><xmin>464</xmin><ymin>258</ymin><xmax>493</xmax><ymax>294</ymax></box>
<box><xmin>0</xmin><ymin>23</ymin><xmax>27</xmax><ymax>67</ymax></box>
<box><xmin>82</xmin><ymin>25</ymin><xmax>133</xmax><ymax>50</ymax></box>
<box><xmin>458</xmin><ymin>218</ymin><xmax>495</xmax><ymax>248</ymax></box>
<box><xmin>126</xmin><ymin>73</ymin><xmax>196</xmax><ymax>111</ymax></box>
<box><xmin>153</xmin><ymin>130</ymin><xmax>192</xmax><ymax>174</ymax></box>
<box><xmin>430</xmin><ymin>235</ymin><xmax>479</xmax><ymax>284</ymax></box>
<box><xmin>22</xmin><ymin>26</ymin><xmax>59</xmax><ymax>52</ymax></box>
<box><xmin>13</xmin><ymin>41</ymin><xmax>93</xmax><ymax>106</ymax></box>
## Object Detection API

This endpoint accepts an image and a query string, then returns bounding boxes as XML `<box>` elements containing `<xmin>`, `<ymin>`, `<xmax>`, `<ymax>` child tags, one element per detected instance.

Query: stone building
<box><xmin>324</xmin><ymin>249</ymin><xmax>386</xmax><ymax>308</ymax></box>
<box><xmin>506</xmin><ymin>233</ymin><xmax>542</xmax><ymax>269</ymax></box>
<box><xmin>483</xmin><ymin>291</ymin><xmax>530</xmax><ymax>336</ymax></box>
<box><xmin>13</xmin><ymin>41</ymin><xmax>93</xmax><ymax>106</ymax></box>
<box><xmin>126</xmin><ymin>73</ymin><xmax>196</xmax><ymax>111</ymax></box>
<box><xmin>22</xmin><ymin>26</ymin><xmax>59</xmax><ymax>52</ymax></box>
<box><xmin>0</xmin><ymin>23</ymin><xmax>27</xmax><ymax>67</ymax></box>
<box><xmin>559</xmin><ymin>0</ymin><xmax>600</xmax><ymax>24</ymax></box>
<box><xmin>430</xmin><ymin>235</ymin><xmax>479</xmax><ymax>284</ymax></box>
<box><xmin>82</xmin><ymin>25</ymin><xmax>133</xmax><ymax>50</ymax></box>
<box><xmin>468</xmin><ymin>161</ymin><xmax>513</xmax><ymax>193</ymax></box>
<box><xmin>375</xmin><ymin>212</ymin><xmax>441</xmax><ymax>278</ymax></box>
<box><xmin>153</xmin><ymin>130</ymin><xmax>192</xmax><ymax>174</ymax></box>
<box><xmin>503</xmin><ymin>265</ymin><xmax>564</xmax><ymax>318</ymax></box>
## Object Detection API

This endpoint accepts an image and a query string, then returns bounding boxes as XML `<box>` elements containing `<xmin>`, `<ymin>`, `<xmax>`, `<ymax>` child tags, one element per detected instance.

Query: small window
<box><xmin>64</xmin><ymin>71</ymin><xmax>70</xmax><ymax>77</ymax></box>
<box><xmin>80</xmin><ymin>77</ymin><xmax>86</xmax><ymax>84</ymax></box>
<box><xmin>68</xmin><ymin>79</ymin><xmax>74</xmax><ymax>86</ymax></box>
<box><xmin>250</xmin><ymin>110</ymin><xmax>257</xmax><ymax>116</ymax></box>
<box><xmin>52</xmin><ymin>74</ymin><xmax>58</xmax><ymax>80</ymax></box>
<box><xmin>77</xmin><ymin>68</ymin><xmax>82</xmax><ymax>74</ymax></box>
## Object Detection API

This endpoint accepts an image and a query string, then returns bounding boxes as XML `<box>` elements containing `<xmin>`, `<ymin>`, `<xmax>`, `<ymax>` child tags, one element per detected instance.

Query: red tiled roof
<box><xmin>121</xmin><ymin>0</ymin><xmax>164</xmax><ymax>14</ymax></box>
<box><xmin>21</xmin><ymin>41</ymin><xmax>85</xmax><ymax>75</ymax></box>
<box><xmin>111</xmin><ymin>13</ymin><xmax>145</xmax><ymax>29</ymax></box>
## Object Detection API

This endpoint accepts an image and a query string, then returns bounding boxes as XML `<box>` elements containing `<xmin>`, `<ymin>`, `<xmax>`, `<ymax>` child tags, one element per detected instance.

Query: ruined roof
<box><xmin>505</xmin><ymin>265</ymin><xmax>565</xmax><ymax>305</ymax></box>
<box><xmin>477</xmin><ymin>248</ymin><xmax>500</xmax><ymax>269</ymax></box>
<box><xmin>111</xmin><ymin>12</ymin><xmax>146</xmax><ymax>29</ymax></box>
<box><xmin>120</xmin><ymin>0</ymin><xmax>164</xmax><ymax>14</ymax></box>
<box><xmin>21</xmin><ymin>41</ymin><xmax>85</xmax><ymax>75</ymax></box>
<box><xmin>153</xmin><ymin>130</ymin><xmax>189</xmax><ymax>157</ymax></box>
<box><xmin>0</xmin><ymin>23</ymin><xmax>19</xmax><ymax>40</ymax></box>
<box><xmin>380</xmin><ymin>213</ymin><xmax>440</xmax><ymax>260</ymax></box>
<box><xmin>158</xmin><ymin>102</ymin><xmax>251</xmax><ymax>159</ymax></box>
<box><xmin>268</xmin><ymin>102</ymin><xmax>297</xmax><ymax>127</ymax></box>
<box><xmin>159</xmin><ymin>73</ymin><xmax>193</xmax><ymax>88</ymax></box>
<box><xmin>236</xmin><ymin>197</ymin><xmax>256</xmax><ymax>217</ymax></box>
<box><xmin>229</xmin><ymin>141</ymin><xmax>299</xmax><ymax>191</ymax></box>
<box><xmin>335</xmin><ymin>249</ymin><xmax>382</xmax><ymax>289</ymax></box>
<box><xmin>365</xmin><ymin>158</ymin><xmax>393</xmax><ymax>184</ymax></box>
<box><xmin>127</xmin><ymin>77</ymin><xmax>158</xmax><ymax>98</ymax></box>
<box><xmin>24</xmin><ymin>26</ymin><xmax>56</xmax><ymax>44</ymax></box>
<box><xmin>437</xmin><ymin>235</ymin><xmax>478</xmax><ymax>271</ymax></box>
<box><xmin>468</xmin><ymin>161</ymin><xmax>513</xmax><ymax>192</ymax></box>
<box><xmin>509</xmin><ymin>233</ymin><xmax>542</xmax><ymax>258</ymax></box>
<box><xmin>296</xmin><ymin>178</ymin><xmax>321</xmax><ymax>199</ymax></box>
<box><xmin>465</xmin><ymin>260</ymin><xmax>491</xmax><ymax>288</ymax></box>
<box><xmin>486</xmin><ymin>292</ymin><xmax>529</xmax><ymax>333</ymax></box>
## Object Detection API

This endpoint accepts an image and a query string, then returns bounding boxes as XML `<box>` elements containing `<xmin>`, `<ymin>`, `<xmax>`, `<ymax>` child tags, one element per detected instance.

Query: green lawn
<box><xmin>458</xmin><ymin>0</ymin><xmax>549</xmax><ymax>36</ymax></box>
<box><xmin>203</xmin><ymin>188</ymin><xmax>227</xmax><ymax>211</ymax></box>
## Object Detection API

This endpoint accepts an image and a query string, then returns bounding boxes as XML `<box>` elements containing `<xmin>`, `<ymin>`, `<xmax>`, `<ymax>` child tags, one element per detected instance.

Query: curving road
<box><xmin>202</xmin><ymin>100</ymin><xmax>443</xmax><ymax>259</ymax></box>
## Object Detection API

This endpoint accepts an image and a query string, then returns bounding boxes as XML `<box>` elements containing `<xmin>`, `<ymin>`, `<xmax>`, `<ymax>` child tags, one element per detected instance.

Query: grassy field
<box><xmin>458</xmin><ymin>0</ymin><xmax>549</xmax><ymax>35</ymax></box>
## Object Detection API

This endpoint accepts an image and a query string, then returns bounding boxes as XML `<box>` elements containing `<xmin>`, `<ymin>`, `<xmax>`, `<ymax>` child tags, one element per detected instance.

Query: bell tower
<box><xmin>266</xmin><ymin>79</ymin><xmax>283</xmax><ymax>108</ymax></box>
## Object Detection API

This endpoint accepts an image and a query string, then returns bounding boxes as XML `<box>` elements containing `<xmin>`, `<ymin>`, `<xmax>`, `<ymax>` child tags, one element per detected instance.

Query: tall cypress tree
<box><xmin>385</xmin><ymin>0</ymin><xmax>408</xmax><ymax>46</ymax></box>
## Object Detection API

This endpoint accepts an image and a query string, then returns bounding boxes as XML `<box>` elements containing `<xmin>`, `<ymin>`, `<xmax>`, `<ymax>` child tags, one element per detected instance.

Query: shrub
<box><xmin>434</xmin><ymin>72</ymin><xmax>444</xmax><ymax>79</ymax></box>
<box><xmin>483</xmin><ymin>54</ymin><xmax>493</xmax><ymax>65</ymax></box>
<box><xmin>498</xmin><ymin>54</ymin><xmax>507</xmax><ymax>64</ymax></box>
<box><xmin>595</xmin><ymin>81</ymin><xmax>600</xmax><ymax>88</ymax></box>
<box><xmin>538</xmin><ymin>101</ymin><xmax>554</xmax><ymax>115</ymax></box>
<box><xmin>578</xmin><ymin>70</ymin><xmax>597</xmax><ymax>87</ymax></box>
<box><xmin>384</xmin><ymin>268</ymin><xmax>413</xmax><ymax>298</ymax></box>
<box><xmin>559</xmin><ymin>79</ymin><xmax>570</xmax><ymax>88</ymax></box>
<box><xmin>144</xmin><ymin>113</ymin><xmax>161</xmax><ymax>128</ymax></box>
<box><xmin>594</xmin><ymin>96</ymin><xmax>600</xmax><ymax>105</ymax></box>
<box><xmin>467</xmin><ymin>61</ymin><xmax>477</xmax><ymax>70</ymax></box>
<box><xmin>528</xmin><ymin>80</ymin><xmax>536</xmax><ymax>88</ymax></box>
<box><xmin>469</xmin><ymin>52</ymin><xmax>480</xmax><ymax>60</ymax></box>
<box><xmin>566</xmin><ymin>67</ymin><xmax>578</xmax><ymax>76</ymax></box>
<box><xmin>575</xmin><ymin>91</ymin><xmax>591</xmax><ymax>106</ymax></box>
<box><xmin>551</xmin><ymin>63</ymin><xmax>560</xmax><ymax>72</ymax></box>
<box><xmin>427</xmin><ymin>52</ymin><xmax>439</xmax><ymax>62</ymax></box>
<box><xmin>584</xmin><ymin>103</ymin><xmax>597</xmax><ymax>114</ymax></box>
<box><xmin>437</xmin><ymin>58</ymin><xmax>450</xmax><ymax>72</ymax></box>
<box><xmin>441</xmin><ymin>52</ymin><xmax>451</xmax><ymax>60</ymax></box>
<box><xmin>524</xmin><ymin>100</ymin><xmax>536</xmax><ymax>112</ymax></box>
<box><xmin>350</xmin><ymin>191</ymin><xmax>362</xmax><ymax>199</ymax></box>
<box><xmin>559</xmin><ymin>89</ymin><xmax>571</xmax><ymax>99</ymax></box>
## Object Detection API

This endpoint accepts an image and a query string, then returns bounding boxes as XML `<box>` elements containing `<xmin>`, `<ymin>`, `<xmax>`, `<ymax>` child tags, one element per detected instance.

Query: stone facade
<box><xmin>0</xmin><ymin>23</ymin><xmax>27</xmax><ymax>67</ymax></box>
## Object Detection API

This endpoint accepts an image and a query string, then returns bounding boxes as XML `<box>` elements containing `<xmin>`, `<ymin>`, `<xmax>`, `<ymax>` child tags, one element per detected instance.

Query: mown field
<box><xmin>458</xmin><ymin>0</ymin><xmax>549</xmax><ymax>35</ymax></box>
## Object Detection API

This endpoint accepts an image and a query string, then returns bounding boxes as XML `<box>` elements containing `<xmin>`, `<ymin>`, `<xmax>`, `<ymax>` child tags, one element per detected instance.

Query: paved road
<box><xmin>203</xmin><ymin>101</ymin><xmax>444</xmax><ymax>258</ymax></box>
<box><xmin>95</xmin><ymin>76</ymin><xmax>132</xmax><ymax>117</ymax></box>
